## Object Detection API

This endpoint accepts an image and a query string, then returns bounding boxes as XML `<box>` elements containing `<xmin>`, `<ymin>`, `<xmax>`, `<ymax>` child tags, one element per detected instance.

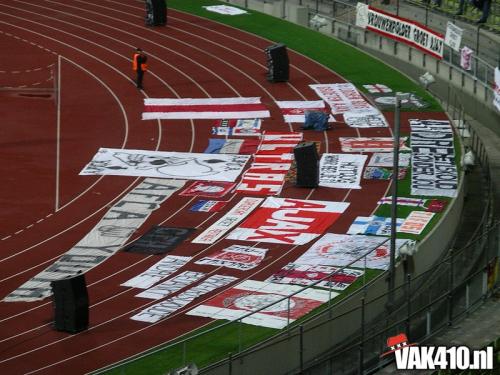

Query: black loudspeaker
<box><xmin>51</xmin><ymin>273</ymin><xmax>89</xmax><ymax>333</ymax></box>
<box><xmin>145</xmin><ymin>0</ymin><xmax>167</xmax><ymax>26</ymax></box>
<box><xmin>294</xmin><ymin>142</ymin><xmax>319</xmax><ymax>188</ymax></box>
<box><xmin>265</xmin><ymin>44</ymin><xmax>289</xmax><ymax>82</ymax></box>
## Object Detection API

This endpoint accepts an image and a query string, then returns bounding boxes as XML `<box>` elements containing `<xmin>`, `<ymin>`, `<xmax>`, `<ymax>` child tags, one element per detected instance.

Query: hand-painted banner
<box><xmin>274</xmin><ymin>100</ymin><xmax>335</xmax><ymax>123</ymax></box>
<box><xmin>227</xmin><ymin>198</ymin><xmax>349</xmax><ymax>245</ymax></box>
<box><xmin>211</xmin><ymin>119</ymin><xmax>262</xmax><ymax>137</ymax></box>
<box><xmin>493</xmin><ymin>67</ymin><xmax>500</xmax><ymax>112</ymax></box>
<box><xmin>80</xmin><ymin>148</ymin><xmax>250</xmax><ymax>182</ymax></box>
<box><xmin>131</xmin><ymin>275</ymin><xmax>237</xmax><ymax>323</ymax></box>
<box><xmin>204</xmin><ymin>138</ymin><xmax>260</xmax><ymax>154</ymax></box>
<box><xmin>410</xmin><ymin>119</ymin><xmax>457</xmax><ymax>197</ymax></box>
<box><xmin>363</xmin><ymin>167</ymin><xmax>407</xmax><ymax>180</ymax></box>
<box><xmin>265</xmin><ymin>263</ymin><xmax>364</xmax><ymax>291</ymax></box>
<box><xmin>142</xmin><ymin>97</ymin><xmax>270</xmax><ymax>120</ymax></box>
<box><xmin>368</xmin><ymin>152</ymin><xmax>411</xmax><ymax>167</ymax></box>
<box><xmin>192</xmin><ymin>197</ymin><xmax>264</xmax><ymax>244</ymax></box>
<box><xmin>121</xmin><ymin>255</ymin><xmax>192</xmax><ymax>289</ymax></box>
<box><xmin>363</xmin><ymin>84</ymin><xmax>392</xmax><ymax>93</ymax></box>
<box><xmin>295</xmin><ymin>234</ymin><xmax>408</xmax><ymax>270</ymax></box>
<box><xmin>136</xmin><ymin>271</ymin><xmax>206</xmax><ymax>300</ymax></box>
<box><xmin>4</xmin><ymin>179</ymin><xmax>186</xmax><ymax>301</ymax></box>
<box><xmin>339</xmin><ymin>137</ymin><xmax>409</xmax><ymax>152</ymax></box>
<box><xmin>399</xmin><ymin>211</ymin><xmax>435</xmax><ymax>234</ymax></box>
<box><xmin>190</xmin><ymin>200</ymin><xmax>228</xmax><ymax>212</ymax></box>
<box><xmin>319</xmin><ymin>153</ymin><xmax>367</xmax><ymax>189</ymax></box>
<box><xmin>309</xmin><ymin>83</ymin><xmax>373</xmax><ymax>114</ymax></box>
<box><xmin>343</xmin><ymin>108</ymin><xmax>388</xmax><ymax>128</ymax></box>
<box><xmin>179</xmin><ymin>181</ymin><xmax>236</xmax><ymax>198</ymax></box>
<box><xmin>203</xmin><ymin>5</ymin><xmax>248</xmax><ymax>15</ymax></box>
<box><xmin>377</xmin><ymin>197</ymin><xmax>426</xmax><ymax>207</ymax></box>
<box><xmin>186</xmin><ymin>280</ymin><xmax>335</xmax><ymax>329</ymax></box>
<box><xmin>347</xmin><ymin>216</ymin><xmax>404</xmax><ymax>236</ymax></box>
<box><xmin>356</xmin><ymin>3</ymin><xmax>444</xmax><ymax>59</ymax></box>
<box><xmin>195</xmin><ymin>245</ymin><xmax>268</xmax><ymax>270</ymax></box>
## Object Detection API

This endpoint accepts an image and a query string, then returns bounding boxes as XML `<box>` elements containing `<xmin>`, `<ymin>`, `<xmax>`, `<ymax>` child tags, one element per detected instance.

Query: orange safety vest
<box><xmin>132</xmin><ymin>53</ymin><xmax>148</xmax><ymax>71</ymax></box>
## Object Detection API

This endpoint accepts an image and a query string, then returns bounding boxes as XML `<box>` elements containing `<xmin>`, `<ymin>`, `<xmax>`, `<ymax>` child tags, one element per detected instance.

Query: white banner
<box><xmin>319</xmin><ymin>153</ymin><xmax>367</xmax><ymax>189</ymax></box>
<box><xmin>410</xmin><ymin>119</ymin><xmax>457</xmax><ymax>197</ymax></box>
<box><xmin>295</xmin><ymin>234</ymin><xmax>408</xmax><ymax>270</ymax></box>
<box><xmin>122</xmin><ymin>255</ymin><xmax>192</xmax><ymax>289</ymax></box>
<box><xmin>347</xmin><ymin>216</ymin><xmax>404</xmax><ymax>236</ymax></box>
<box><xmin>444</xmin><ymin>22</ymin><xmax>463</xmax><ymax>52</ymax></box>
<box><xmin>192</xmin><ymin>197</ymin><xmax>264</xmax><ymax>244</ymax></box>
<box><xmin>494</xmin><ymin>67</ymin><xmax>500</xmax><ymax>112</ymax></box>
<box><xmin>136</xmin><ymin>271</ymin><xmax>206</xmax><ymax>300</ymax></box>
<box><xmin>203</xmin><ymin>5</ymin><xmax>248</xmax><ymax>15</ymax></box>
<box><xmin>131</xmin><ymin>275</ymin><xmax>237</xmax><ymax>323</ymax></box>
<box><xmin>368</xmin><ymin>152</ymin><xmax>411</xmax><ymax>167</ymax></box>
<box><xmin>309</xmin><ymin>83</ymin><xmax>373</xmax><ymax>114</ymax></box>
<box><xmin>399</xmin><ymin>211</ymin><xmax>435</xmax><ymax>234</ymax></box>
<box><xmin>356</xmin><ymin>4</ymin><xmax>444</xmax><ymax>59</ymax></box>
<box><xmin>5</xmin><ymin>179</ymin><xmax>186</xmax><ymax>301</ymax></box>
<box><xmin>460</xmin><ymin>46</ymin><xmax>474</xmax><ymax>71</ymax></box>
<box><xmin>195</xmin><ymin>245</ymin><xmax>268</xmax><ymax>270</ymax></box>
<box><xmin>80</xmin><ymin>148</ymin><xmax>250</xmax><ymax>182</ymax></box>
<box><xmin>339</xmin><ymin>137</ymin><xmax>409</xmax><ymax>152</ymax></box>
<box><xmin>227</xmin><ymin>197</ymin><xmax>349</xmax><ymax>245</ymax></box>
<box><xmin>343</xmin><ymin>107</ymin><xmax>388</xmax><ymax>128</ymax></box>
<box><xmin>186</xmin><ymin>280</ymin><xmax>334</xmax><ymax>329</ymax></box>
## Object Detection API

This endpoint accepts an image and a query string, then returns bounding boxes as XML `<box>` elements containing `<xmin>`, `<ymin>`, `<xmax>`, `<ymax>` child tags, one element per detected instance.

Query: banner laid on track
<box><xmin>309</xmin><ymin>83</ymin><xmax>373</xmax><ymax>114</ymax></box>
<box><xmin>121</xmin><ymin>255</ymin><xmax>192</xmax><ymax>289</ymax></box>
<box><xmin>186</xmin><ymin>280</ymin><xmax>334</xmax><ymax>329</ymax></box>
<box><xmin>347</xmin><ymin>216</ymin><xmax>404</xmax><ymax>236</ymax></box>
<box><xmin>192</xmin><ymin>197</ymin><xmax>264</xmax><ymax>244</ymax></box>
<box><xmin>195</xmin><ymin>245</ymin><xmax>268</xmax><ymax>270</ymax></box>
<box><xmin>4</xmin><ymin>179</ymin><xmax>186</xmax><ymax>301</ymax></box>
<box><xmin>124</xmin><ymin>227</ymin><xmax>194</xmax><ymax>255</ymax></box>
<box><xmin>179</xmin><ymin>181</ymin><xmax>236</xmax><ymax>198</ymax></box>
<box><xmin>410</xmin><ymin>119</ymin><xmax>457</xmax><ymax>197</ymax></box>
<box><xmin>131</xmin><ymin>275</ymin><xmax>237</xmax><ymax>323</ymax></box>
<box><xmin>356</xmin><ymin>3</ymin><xmax>444</xmax><ymax>59</ymax></box>
<box><xmin>265</xmin><ymin>263</ymin><xmax>364</xmax><ymax>291</ymax></box>
<box><xmin>339</xmin><ymin>137</ymin><xmax>409</xmax><ymax>152</ymax></box>
<box><xmin>294</xmin><ymin>234</ymin><xmax>408</xmax><ymax>270</ymax></box>
<box><xmin>343</xmin><ymin>107</ymin><xmax>389</xmax><ymax>128</ymax></box>
<box><xmin>142</xmin><ymin>97</ymin><xmax>270</xmax><ymax>120</ymax></box>
<box><xmin>190</xmin><ymin>200</ymin><xmax>228</xmax><ymax>212</ymax></box>
<box><xmin>399</xmin><ymin>211</ymin><xmax>435</xmax><ymax>234</ymax></box>
<box><xmin>319</xmin><ymin>153</ymin><xmax>367</xmax><ymax>189</ymax></box>
<box><xmin>368</xmin><ymin>152</ymin><xmax>411</xmax><ymax>167</ymax></box>
<box><xmin>136</xmin><ymin>271</ymin><xmax>206</xmax><ymax>300</ymax></box>
<box><xmin>227</xmin><ymin>197</ymin><xmax>349</xmax><ymax>245</ymax></box>
<box><xmin>211</xmin><ymin>119</ymin><xmax>262</xmax><ymax>136</ymax></box>
<box><xmin>204</xmin><ymin>138</ymin><xmax>260</xmax><ymax>154</ymax></box>
<box><xmin>80</xmin><ymin>148</ymin><xmax>250</xmax><ymax>182</ymax></box>
<box><xmin>274</xmin><ymin>100</ymin><xmax>335</xmax><ymax>123</ymax></box>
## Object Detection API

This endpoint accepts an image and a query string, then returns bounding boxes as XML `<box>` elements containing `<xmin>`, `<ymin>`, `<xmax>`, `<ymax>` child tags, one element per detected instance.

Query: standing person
<box><xmin>133</xmin><ymin>48</ymin><xmax>148</xmax><ymax>89</ymax></box>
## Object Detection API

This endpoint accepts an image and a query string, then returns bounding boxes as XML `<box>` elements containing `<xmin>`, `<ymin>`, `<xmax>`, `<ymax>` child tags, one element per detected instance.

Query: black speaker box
<box><xmin>146</xmin><ymin>0</ymin><xmax>167</xmax><ymax>26</ymax></box>
<box><xmin>265</xmin><ymin>44</ymin><xmax>289</xmax><ymax>82</ymax></box>
<box><xmin>51</xmin><ymin>274</ymin><xmax>89</xmax><ymax>333</ymax></box>
<box><xmin>294</xmin><ymin>142</ymin><xmax>319</xmax><ymax>188</ymax></box>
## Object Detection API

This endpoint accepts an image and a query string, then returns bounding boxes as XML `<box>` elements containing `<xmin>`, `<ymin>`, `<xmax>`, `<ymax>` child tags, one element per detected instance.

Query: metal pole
<box><xmin>299</xmin><ymin>325</ymin><xmax>304</xmax><ymax>372</ymax></box>
<box><xmin>359</xmin><ymin>297</ymin><xmax>365</xmax><ymax>374</ymax></box>
<box><xmin>388</xmin><ymin>95</ymin><xmax>401</xmax><ymax>310</ymax></box>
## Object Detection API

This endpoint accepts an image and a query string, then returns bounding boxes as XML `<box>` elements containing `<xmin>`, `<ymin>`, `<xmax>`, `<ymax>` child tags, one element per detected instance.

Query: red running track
<box><xmin>0</xmin><ymin>1</ymin><xmax>448</xmax><ymax>373</ymax></box>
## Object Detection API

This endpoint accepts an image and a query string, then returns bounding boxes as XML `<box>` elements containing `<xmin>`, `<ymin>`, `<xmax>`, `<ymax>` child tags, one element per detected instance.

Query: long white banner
<box><xmin>136</xmin><ymin>271</ymin><xmax>206</xmax><ymax>300</ymax></box>
<box><xmin>410</xmin><ymin>119</ymin><xmax>457</xmax><ymax>197</ymax></box>
<box><xmin>319</xmin><ymin>153</ymin><xmax>367</xmax><ymax>189</ymax></box>
<box><xmin>80</xmin><ymin>148</ymin><xmax>250</xmax><ymax>182</ymax></box>
<box><xmin>309</xmin><ymin>83</ymin><xmax>373</xmax><ymax>114</ymax></box>
<box><xmin>356</xmin><ymin>3</ymin><xmax>444</xmax><ymax>59</ymax></box>
<box><xmin>195</xmin><ymin>245</ymin><xmax>268</xmax><ymax>270</ymax></box>
<box><xmin>5</xmin><ymin>179</ymin><xmax>186</xmax><ymax>302</ymax></box>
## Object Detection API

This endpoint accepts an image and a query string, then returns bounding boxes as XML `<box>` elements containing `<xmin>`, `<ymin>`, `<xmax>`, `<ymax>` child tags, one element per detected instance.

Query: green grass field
<box><xmin>97</xmin><ymin>2</ymin><xmax>458</xmax><ymax>373</ymax></box>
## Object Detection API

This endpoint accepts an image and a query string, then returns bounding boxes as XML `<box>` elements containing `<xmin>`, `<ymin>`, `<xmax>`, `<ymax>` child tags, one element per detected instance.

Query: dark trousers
<box><xmin>136</xmin><ymin>69</ymin><xmax>144</xmax><ymax>89</ymax></box>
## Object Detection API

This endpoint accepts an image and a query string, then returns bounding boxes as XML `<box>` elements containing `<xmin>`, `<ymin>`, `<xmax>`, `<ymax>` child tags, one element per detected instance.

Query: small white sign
<box><xmin>444</xmin><ymin>22</ymin><xmax>463</xmax><ymax>52</ymax></box>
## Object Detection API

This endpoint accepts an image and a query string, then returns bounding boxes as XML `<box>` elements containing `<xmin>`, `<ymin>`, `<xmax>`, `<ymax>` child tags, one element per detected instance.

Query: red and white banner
<box><xmin>179</xmin><ymin>181</ymin><xmax>236</xmax><ymax>198</ymax></box>
<box><xmin>339</xmin><ymin>137</ymin><xmax>409</xmax><ymax>152</ymax></box>
<box><xmin>192</xmin><ymin>197</ymin><xmax>263</xmax><ymax>244</ymax></box>
<box><xmin>295</xmin><ymin>234</ymin><xmax>408</xmax><ymax>270</ymax></box>
<box><xmin>227</xmin><ymin>198</ymin><xmax>349</xmax><ymax>245</ymax></box>
<box><xmin>275</xmin><ymin>100</ymin><xmax>335</xmax><ymax>123</ymax></box>
<box><xmin>186</xmin><ymin>280</ymin><xmax>333</xmax><ymax>329</ymax></box>
<box><xmin>131</xmin><ymin>275</ymin><xmax>237</xmax><ymax>323</ymax></box>
<box><xmin>460</xmin><ymin>46</ymin><xmax>474</xmax><ymax>71</ymax></box>
<box><xmin>142</xmin><ymin>97</ymin><xmax>270</xmax><ymax>120</ymax></box>
<box><xmin>494</xmin><ymin>67</ymin><xmax>500</xmax><ymax>112</ymax></box>
<box><xmin>399</xmin><ymin>211</ymin><xmax>435</xmax><ymax>234</ymax></box>
<box><xmin>363</xmin><ymin>84</ymin><xmax>392</xmax><ymax>93</ymax></box>
<box><xmin>319</xmin><ymin>153</ymin><xmax>367</xmax><ymax>189</ymax></box>
<box><xmin>309</xmin><ymin>83</ymin><xmax>373</xmax><ymax>114</ymax></box>
<box><xmin>195</xmin><ymin>245</ymin><xmax>268</xmax><ymax>270</ymax></box>
<box><xmin>211</xmin><ymin>119</ymin><xmax>262</xmax><ymax>137</ymax></box>
<box><xmin>266</xmin><ymin>263</ymin><xmax>364</xmax><ymax>291</ymax></box>
<box><xmin>121</xmin><ymin>255</ymin><xmax>192</xmax><ymax>289</ymax></box>
<box><xmin>356</xmin><ymin>3</ymin><xmax>444</xmax><ymax>59</ymax></box>
<box><xmin>136</xmin><ymin>271</ymin><xmax>205</xmax><ymax>300</ymax></box>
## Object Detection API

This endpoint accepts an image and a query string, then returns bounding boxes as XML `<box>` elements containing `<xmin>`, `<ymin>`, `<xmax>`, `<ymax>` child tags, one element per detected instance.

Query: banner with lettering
<box><xmin>319</xmin><ymin>153</ymin><xmax>367</xmax><ymax>189</ymax></box>
<box><xmin>195</xmin><ymin>245</ymin><xmax>268</xmax><ymax>270</ymax></box>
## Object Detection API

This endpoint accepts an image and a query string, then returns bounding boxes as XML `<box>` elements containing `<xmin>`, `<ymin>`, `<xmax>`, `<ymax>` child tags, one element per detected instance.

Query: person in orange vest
<box><xmin>133</xmin><ymin>48</ymin><xmax>148</xmax><ymax>89</ymax></box>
